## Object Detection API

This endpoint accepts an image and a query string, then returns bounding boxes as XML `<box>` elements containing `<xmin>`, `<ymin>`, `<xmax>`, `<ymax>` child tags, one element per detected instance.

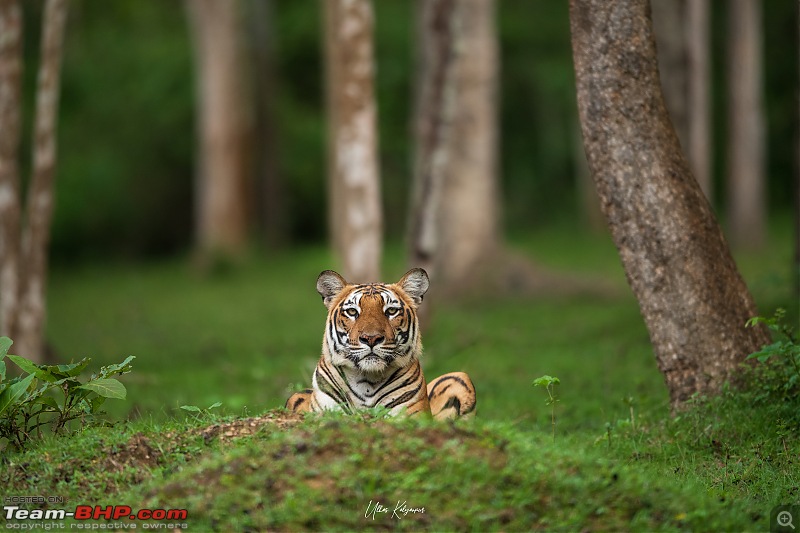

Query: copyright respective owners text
<box><xmin>3</xmin><ymin>497</ymin><xmax>191</xmax><ymax>530</ymax></box>
<box><xmin>772</xmin><ymin>505</ymin><xmax>800</xmax><ymax>533</ymax></box>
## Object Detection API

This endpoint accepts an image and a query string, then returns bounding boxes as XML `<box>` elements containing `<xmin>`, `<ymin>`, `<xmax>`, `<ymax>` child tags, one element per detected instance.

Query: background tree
<box><xmin>0</xmin><ymin>0</ymin><xmax>23</xmax><ymax>353</ymax></box>
<box><xmin>408</xmin><ymin>0</ymin><xmax>500</xmax><ymax>293</ymax></box>
<box><xmin>651</xmin><ymin>0</ymin><xmax>688</xmax><ymax>149</ymax></box>
<box><xmin>245</xmin><ymin>0</ymin><xmax>285</xmax><ymax>249</ymax></box>
<box><xmin>0</xmin><ymin>0</ymin><xmax>68</xmax><ymax>362</ymax></box>
<box><xmin>570</xmin><ymin>0</ymin><xmax>771</xmax><ymax>408</ymax></box>
<box><xmin>686</xmin><ymin>0</ymin><xmax>711</xmax><ymax>199</ymax></box>
<box><xmin>186</xmin><ymin>0</ymin><xmax>252</xmax><ymax>261</ymax></box>
<box><xmin>324</xmin><ymin>0</ymin><xmax>382</xmax><ymax>283</ymax></box>
<box><xmin>651</xmin><ymin>0</ymin><xmax>711</xmax><ymax>199</ymax></box>
<box><xmin>727</xmin><ymin>0</ymin><xmax>766</xmax><ymax>249</ymax></box>
<box><xmin>795</xmin><ymin>0</ymin><xmax>800</xmax><ymax>305</ymax></box>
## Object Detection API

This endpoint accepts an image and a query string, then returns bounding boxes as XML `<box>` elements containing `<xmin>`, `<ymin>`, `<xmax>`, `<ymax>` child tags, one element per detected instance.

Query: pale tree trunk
<box><xmin>408</xmin><ymin>0</ymin><xmax>457</xmax><ymax>278</ymax></box>
<box><xmin>13</xmin><ymin>0</ymin><xmax>67</xmax><ymax>362</ymax></box>
<box><xmin>186</xmin><ymin>0</ymin><xmax>251</xmax><ymax>260</ymax></box>
<box><xmin>727</xmin><ymin>0</ymin><xmax>766</xmax><ymax>249</ymax></box>
<box><xmin>324</xmin><ymin>0</ymin><xmax>382</xmax><ymax>283</ymax></box>
<box><xmin>408</xmin><ymin>0</ymin><xmax>499</xmax><ymax>292</ymax></box>
<box><xmin>0</xmin><ymin>0</ymin><xmax>23</xmax><ymax>343</ymax></box>
<box><xmin>246</xmin><ymin>0</ymin><xmax>285</xmax><ymax>249</ymax></box>
<box><xmin>686</xmin><ymin>0</ymin><xmax>711</xmax><ymax>199</ymax></box>
<box><xmin>570</xmin><ymin>0</ymin><xmax>770</xmax><ymax>409</ymax></box>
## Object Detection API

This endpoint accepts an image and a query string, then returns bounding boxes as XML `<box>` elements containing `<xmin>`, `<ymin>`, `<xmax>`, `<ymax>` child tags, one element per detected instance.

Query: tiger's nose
<box><xmin>359</xmin><ymin>334</ymin><xmax>385</xmax><ymax>348</ymax></box>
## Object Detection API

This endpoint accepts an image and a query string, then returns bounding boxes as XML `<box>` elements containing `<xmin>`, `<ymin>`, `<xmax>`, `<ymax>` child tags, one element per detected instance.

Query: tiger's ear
<box><xmin>398</xmin><ymin>268</ymin><xmax>430</xmax><ymax>306</ymax></box>
<box><xmin>317</xmin><ymin>270</ymin><xmax>348</xmax><ymax>309</ymax></box>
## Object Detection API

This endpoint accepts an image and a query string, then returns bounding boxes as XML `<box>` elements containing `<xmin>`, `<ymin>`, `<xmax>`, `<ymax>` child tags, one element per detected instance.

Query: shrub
<box><xmin>0</xmin><ymin>336</ymin><xmax>134</xmax><ymax>450</ymax></box>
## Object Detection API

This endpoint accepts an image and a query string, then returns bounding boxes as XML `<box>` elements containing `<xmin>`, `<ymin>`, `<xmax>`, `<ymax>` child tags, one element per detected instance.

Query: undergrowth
<box><xmin>0</xmin><ymin>337</ymin><xmax>134</xmax><ymax>451</ymax></box>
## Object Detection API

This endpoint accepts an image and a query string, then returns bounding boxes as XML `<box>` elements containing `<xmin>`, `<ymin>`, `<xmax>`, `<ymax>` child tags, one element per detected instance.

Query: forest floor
<box><xmin>2</xmin><ymin>219</ymin><xmax>798</xmax><ymax>531</ymax></box>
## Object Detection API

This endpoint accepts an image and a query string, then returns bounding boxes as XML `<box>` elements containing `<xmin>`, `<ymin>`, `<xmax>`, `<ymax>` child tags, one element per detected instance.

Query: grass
<box><xmin>0</xmin><ymin>412</ymin><xmax>762</xmax><ymax>531</ymax></box>
<box><xmin>2</xmin><ymin>220</ymin><xmax>798</xmax><ymax>531</ymax></box>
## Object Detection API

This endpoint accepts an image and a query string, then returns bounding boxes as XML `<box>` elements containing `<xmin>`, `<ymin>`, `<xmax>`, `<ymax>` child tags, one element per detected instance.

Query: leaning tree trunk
<box><xmin>324</xmin><ymin>0</ymin><xmax>382</xmax><ymax>283</ymax></box>
<box><xmin>727</xmin><ymin>0</ymin><xmax>766</xmax><ymax>249</ymax></box>
<box><xmin>186</xmin><ymin>0</ymin><xmax>251</xmax><ymax>261</ymax></box>
<box><xmin>0</xmin><ymin>0</ymin><xmax>23</xmax><ymax>343</ymax></box>
<box><xmin>408</xmin><ymin>0</ymin><xmax>500</xmax><ymax>292</ymax></box>
<box><xmin>570</xmin><ymin>0</ymin><xmax>770</xmax><ymax>409</ymax></box>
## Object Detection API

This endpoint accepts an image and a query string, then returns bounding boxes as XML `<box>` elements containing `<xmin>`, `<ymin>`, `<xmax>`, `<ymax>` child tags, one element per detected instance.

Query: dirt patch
<box><xmin>101</xmin><ymin>432</ymin><xmax>161</xmax><ymax>473</ymax></box>
<box><xmin>191</xmin><ymin>411</ymin><xmax>304</xmax><ymax>444</ymax></box>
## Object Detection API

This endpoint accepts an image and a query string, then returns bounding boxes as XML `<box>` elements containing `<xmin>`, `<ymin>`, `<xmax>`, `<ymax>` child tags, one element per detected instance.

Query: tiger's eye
<box><xmin>345</xmin><ymin>308</ymin><xmax>358</xmax><ymax>318</ymax></box>
<box><xmin>385</xmin><ymin>307</ymin><xmax>400</xmax><ymax>317</ymax></box>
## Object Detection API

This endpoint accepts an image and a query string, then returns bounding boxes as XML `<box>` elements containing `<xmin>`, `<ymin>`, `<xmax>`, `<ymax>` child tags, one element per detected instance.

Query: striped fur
<box><xmin>285</xmin><ymin>268</ymin><xmax>476</xmax><ymax>420</ymax></box>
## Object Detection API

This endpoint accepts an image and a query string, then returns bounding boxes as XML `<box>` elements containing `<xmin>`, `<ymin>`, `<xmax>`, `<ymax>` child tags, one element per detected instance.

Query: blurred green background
<box><xmin>13</xmin><ymin>0</ymin><xmax>794</xmax><ymax>262</ymax></box>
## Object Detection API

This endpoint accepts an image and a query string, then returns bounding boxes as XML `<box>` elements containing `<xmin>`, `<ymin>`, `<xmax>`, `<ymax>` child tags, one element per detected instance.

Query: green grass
<box><xmin>0</xmin><ymin>412</ymin><xmax>763</xmax><ymax>531</ymax></box>
<box><xmin>2</xmin><ymin>221</ymin><xmax>797</xmax><ymax>531</ymax></box>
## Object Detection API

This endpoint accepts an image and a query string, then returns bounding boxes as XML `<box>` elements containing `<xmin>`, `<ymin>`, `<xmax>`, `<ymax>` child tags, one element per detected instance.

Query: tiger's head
<box><xmin>316</xmin><ymin>268</ymin><xmax>430</xmax><ymax>375</ymax></box>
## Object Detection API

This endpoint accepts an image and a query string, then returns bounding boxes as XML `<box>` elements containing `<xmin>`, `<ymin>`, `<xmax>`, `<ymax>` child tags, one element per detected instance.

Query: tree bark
<box><xmin>570</xmin><ymin>0</ymin><xmax>770</xmax><ymax>409</ymax></box>
<box><xmin>408</xmin><ymin>0</ymin><xmax>499</xmax><ymax>292</ymax></box>
<box><xmin>324</xmin><ymin>0</ymin><xmax>382</xmax><ymax>283</ymax></box>
<box><xmin>727</xmin><ymin>0</ymin><xmax>766</xmax><ymax>249</ymax></box>
<box><xmin>186</xmin><ymin>0</ymin><xmax>251</xmax><ymax>260</ymax></box>
<box><xmin>0</xmin><ymin>0</ymin><xmax>23</xmax><ymax>343</ymax></box>
<box><xmin>15</xmin><ymin>0</ymin><xmax>67</xmax><ymax>361</ymax></box>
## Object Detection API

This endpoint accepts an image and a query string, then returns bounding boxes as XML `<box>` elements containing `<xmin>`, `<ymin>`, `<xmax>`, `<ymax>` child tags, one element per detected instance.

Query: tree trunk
<box><xmin>324</xmin><ymin>0</ymin><xmax>382</xmax><ymax>283</ymax></box>
<box><xmin>186</xmin><ymin>0</ymin><xmax>251</xmax><ymax>260</ymax></box>
<box><xmin>15</xmin><ymin>0</ymin><xmax>67</xmax><ymax>361</ymax></box>
<box><xmin>408</xmin><ymin>0</ymin><xmax>457</xmax><ymax>278</ymax></box>
<box><xmin>570</xmin><ymin>0</ymin><xmax>770</xmax><ymax>409</ymax></box>
<box><xmin>246</xmin><ymin>0</ymin><xmax>285</xmax><ymax>249</ymax></box>
<box><xmin>408</xmin><ymin>0</ymin><xmax>499</xmax><ymax>292</ymax></box>
<box><xmin>796</xmin><ymin>2</ymin><xmax>800</xmax><ymax>306</ymax></box>
<box><xmin>686</xmin><ymin>0</ymin><xmax>711</xmax><ymax>199</ymax></box>
<box><xmin>727</xmin><ymin>0</ymin><xmax>766</xmax><ymax>249</ymax></box>
<box><xmin>795</xmin><ymin>145</ymin><xmax>800</xmax><ymax>305</ymax></box>
<box><xmin>0</xmin><ymin>0</ymin><xmax>23</xmax><ymax>343</ymax></box>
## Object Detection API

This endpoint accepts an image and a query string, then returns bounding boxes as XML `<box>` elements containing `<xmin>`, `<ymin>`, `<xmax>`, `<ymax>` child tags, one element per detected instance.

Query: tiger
<box><xmin>285</xmin><ymin>268</ymin><xmax>476</xmax><ymax>420</ymax></box>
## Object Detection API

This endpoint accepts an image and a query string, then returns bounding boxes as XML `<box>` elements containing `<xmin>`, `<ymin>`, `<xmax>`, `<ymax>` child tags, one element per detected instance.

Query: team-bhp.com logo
<box><xmin>5</xmin><ymin>505</ymin><xmax>188</xmax><ymax>526</ymax></box>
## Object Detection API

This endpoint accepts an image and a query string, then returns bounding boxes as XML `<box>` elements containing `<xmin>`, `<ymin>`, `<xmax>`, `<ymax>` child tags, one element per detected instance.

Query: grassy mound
<box><xmin>3</xmin><ymin>411</ymin><xmax>762</xmax><ymax>531</ymax></box>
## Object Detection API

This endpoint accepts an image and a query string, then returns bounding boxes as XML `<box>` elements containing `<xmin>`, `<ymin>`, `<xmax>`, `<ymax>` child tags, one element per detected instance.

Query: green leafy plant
<box><xmin>533</xmin><ymin>375</ymin><xmax>560</xmax><ymax>442</ymax></box>
<box><xmin>0</xmin><ymin>336</ymin><xmax>134</xmax><ymax>450</ymax></box>
<box><xmin>745</xmin><ymin>308</ymin><xmax>800</xmax><ymax>399</ymax></box>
